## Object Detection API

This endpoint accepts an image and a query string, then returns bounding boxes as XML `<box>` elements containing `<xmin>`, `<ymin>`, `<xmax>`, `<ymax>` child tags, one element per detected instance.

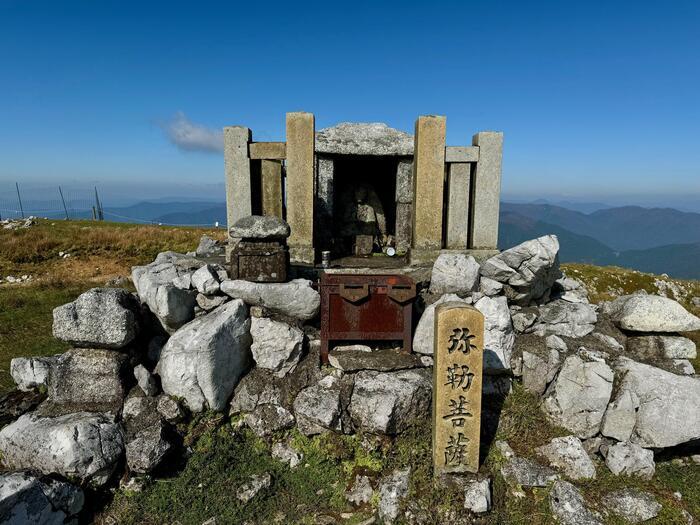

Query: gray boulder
<box><xmin>250</xmin><ymin>317</ymin><xmax>304</xmax><ymax>378</ymax></box>
<box><xmin>229</xmin><ymin>215</ymin><xmax>290</xmax><ymax>240</ymax></box>
<box><xmin>244</xmin><ymin>404</ymin><xmax>295</xmax><ymax>437</ymax></box>
<box><xmin>501</xmin><ymin>457</ymin><xmax>558</xmax><ymax>487</ymax></box>
<box><xmin>293</xmin><ymin>375</ymin><xmax>343</xmax><ymax>435</ymax></box>
<box><xmin>531</xmin><ymin>300</ymin><xmax>597</xmax><ymax>338</ymax></box>
<box><xmin>156</xmin><ymin>300</ymin><xmax>253</xmax><ymax>412</ymax></box>
<box><xmin>602</xmin><ymin>489</ymin><xmax>661</xmax><ymax>524</ymax></box>
<box><xmin>542</xmin><ymin>352</ymin><xmax>614</xmax><ymax>438</ymax></box>
<box><xmin>0</xmin><ymin>472</ymin><xmax>84</xmax><ymax>525</ymax></box>
<box><xmin>605</xmin><ymin>442</ymin><xmax>655</xmax><ymax>479</ymax></box>
<box><xmin>196</xmin><ymin>235</ymin><xmax>224</xmax><ymax>257</ymax></box>
<box><xmin>463</xmin><ymin>478</ymin><xmax>492</xmax><ymax>513</ymax></box>
<box><xmin>196</xmin><ymin>293</ymin><xmax>228</xmax><ymax>312</ymax></box>
<box><xmin>0</xmin><ymin>412</ymin><xmax>124</xmax><ymax>486</ymax></box>
<box><xmin>126</xmin><ymin>425</ymin><xmax>172</xmax><ymax>474</ymax></box>
<box><xmin>413</xmin><ymin>294</ymin><xmax>469</xmax><ymax>355</ymax></box>
<box><xmin>221</xmin><ymin>279</ymin><xmax>320</xmax><ymax>321</ymax></box>
<box><xmin>600</xmin><ymin>389</ymin><xmax>639</xmax><ymax>442</ymax></box>
<box><xmin>10</xmin><ymin>356</ymin><xmax>55</xmax><ymax>391</ymax></box>
<box><xmin>156</xmin><ymin>395</ymin><xmax>185</xmax><ymax>423</ymax></box>
<box><xmin>191</xmin><ymin>265</ymin><xmax>222</xmax><ymax>295</ymax></box>
<box><xmin>522</xmin><ymin>349</ymin><xmax>560</xmax><ymax>396</ymax></box>
<box><xmin>606</xmin><ymin>294</ymin><xmax>700</xmax><ymax>332</ymax></box>
<box><xmin>549</xmin><ymin>480</ymin><xmax>603</xmax><ymax>525</ymax></box>
<box><xmin>315</xmin><ymin>122</ymin><xmax>414</xmax><ymax>156</ymax></box>
<box><xmin>536</xmin><ymin>436</ymin><xmax>596</xmax><ymax>480</ymax></box>
<box><xmin>378</xmin><ymin>468</ymin><xmax>410</xmax><ymax>524</ymax></box>
<box><xmin>480</xmin><ymin>235</ymin><xmax>561</xmax><ymax>305</ymax></box>
<box><xmin>609</xmin><ymin>358</ymin><xmax>700</xmax><ymax>448</ymax></box>
<box><xmin>627</xmin><ymin>335</ymin><xmax>697</xmax><ymax>359</ymax></box>
<box><xmin>134</xmin><ymin>364</ymin><xmax>159</xmax><ymax>396</ymax></box>
<box><xmin>480</xmin><ymin>277</ymin><xmax>503</xmax><ymax>297</ymax></box>
<box><xmin>591</xmin><ymin>332</ymin><xmax>624</xmax><ymax>352</ymax></box>
<box><xmin>475</xmin><ymin>296</ymin><xmax>516</xmax><ymax>374</ymax></box>
<box><xmin>45</xmin><ymin>348</ymin><xmax>129</xmax><ymax>414</ymax></box>
<box><xmin>349</xmin><ymin>369</ymin><xmax>431</xmax><ymax>434</ymax></box>
<box><xmin>429</xmin><ymin>253</ymin><xmax>480</xmax><ymax>295</ymax></box>
<box><xmin>52</xmin><ymin>288</ymin><xmax>140</xmax><ymax>349</ymax></box>
<box><xmin>546</xmin><ymin>334</ymin><xmax>568</xmax><ymax>352</ymax></box>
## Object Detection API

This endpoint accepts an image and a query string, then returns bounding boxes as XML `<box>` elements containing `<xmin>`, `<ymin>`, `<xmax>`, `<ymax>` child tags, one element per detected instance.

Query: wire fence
<box><xmin>0</xmin><ymin>183</ymin><xmax>226</xmax><ymax>227</ymax></box>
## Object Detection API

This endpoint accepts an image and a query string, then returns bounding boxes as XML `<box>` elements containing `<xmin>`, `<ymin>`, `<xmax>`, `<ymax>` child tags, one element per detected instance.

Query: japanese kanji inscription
<box><xmin>432</xmin><ymin>302</ymin><xmax>484</xmax><ymax>476</ymax></box>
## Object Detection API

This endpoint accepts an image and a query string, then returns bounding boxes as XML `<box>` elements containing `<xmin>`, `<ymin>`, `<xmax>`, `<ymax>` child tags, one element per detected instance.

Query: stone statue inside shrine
<box><xmin>338</xmin><ymin>183</ymin><xmax>388</xmax><ymax>255</ymax></box>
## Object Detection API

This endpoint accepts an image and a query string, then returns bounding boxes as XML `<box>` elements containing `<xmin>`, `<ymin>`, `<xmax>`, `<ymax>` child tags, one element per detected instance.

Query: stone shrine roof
<box><xmin>315</xmin><ymin>122</ymin><xmax>414</xmax><ymax>156</ymax></box>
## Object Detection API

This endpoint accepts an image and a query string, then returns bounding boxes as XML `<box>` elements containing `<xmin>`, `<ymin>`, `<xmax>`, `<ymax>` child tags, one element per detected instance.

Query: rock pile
<box><xmin>1</xmin><ymin>228</ymin><xmax>698</xmax><ymax>522</ymax></box>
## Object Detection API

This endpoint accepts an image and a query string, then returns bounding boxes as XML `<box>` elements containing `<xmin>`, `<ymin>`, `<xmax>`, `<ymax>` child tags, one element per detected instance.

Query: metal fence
<box><xmin>0</xmin><ymin>183</ymin><xmax>104</xmax><ymax>221</ymax></box>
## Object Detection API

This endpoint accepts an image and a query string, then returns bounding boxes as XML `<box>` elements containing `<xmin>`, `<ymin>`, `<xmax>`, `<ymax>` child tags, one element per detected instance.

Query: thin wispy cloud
<box><xmin>159</xmin><ymin>111</ymin><xmax>223</xmax><ymax>153</ymax></box>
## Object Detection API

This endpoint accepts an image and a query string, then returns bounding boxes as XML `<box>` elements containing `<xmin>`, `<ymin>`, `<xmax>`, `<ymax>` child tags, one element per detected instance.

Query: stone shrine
<box><xmin>224</xmin><ymin>113</ymin><xmax>503</xmax><ymax>266</ymax></box>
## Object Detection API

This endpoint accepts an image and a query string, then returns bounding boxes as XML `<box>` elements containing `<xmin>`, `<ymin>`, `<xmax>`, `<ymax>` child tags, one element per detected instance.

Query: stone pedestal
<box><xmin>261</xmin><ymin>160</ymin><xmax>283</xmax><ymax>219</ymax></box>
<box><xmin>286</xmin><ymin>112</ymin><xmax>315</xmax><ymax>265</ymax></box>
<box><xmin>446</xmin><ymin>163</ymin><xmax>471</xmax><ymax>249</ymax></box>
<box><xmin>470</xmin><ymin>132</ymin><xmax>503</xmax><ymax>249</ymax></box>
<box><xmin>411</xmin><ymin>116</ymin><xmax>446</xmax><ymax>263</ymax></box>
<box><xmin>224</xmin><ymin>126</ymin><xmax>252</xmax><ymax>229</ymax></box>
<box><xmin>433</xmin><ymin>302</ymin><xmax>484</xmax><ymax>476</ymax></box>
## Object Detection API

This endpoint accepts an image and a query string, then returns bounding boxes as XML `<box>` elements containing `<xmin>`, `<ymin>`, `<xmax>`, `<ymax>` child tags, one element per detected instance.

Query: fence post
<box><xmin>94</xmin><ymin>187</ymin><xmax>104</xmax><ymax>220</ymax></box>
<box><xmin>15</xmin><ymin>182</ymin><xmax>24</xmax><ymax>218</ymax></box>
<box><xmin>58</xmin><ymin>186</ymin><xmax>69</xmax><ymax>220</ymax></box>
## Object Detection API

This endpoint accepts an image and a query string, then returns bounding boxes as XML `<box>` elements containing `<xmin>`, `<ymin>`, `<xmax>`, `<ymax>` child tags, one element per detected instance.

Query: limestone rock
<box><xmin>196</xmin><ymin>293</ymin><xmax>228</xmax><ymax>311</ymax></box>
<box><xmin>605</xmin><ymin>442</ymin><xmax>655</xmax><ymax>479</ymax></box>
<box><xmin>542</xmin><ymin>352</ymin><xmax>613</xmax><ymax>438</ymax></box>
<box><xmin>672</xmin><ymin>359</ymin><xmax>695</xmax><ymax>375</ymax></box>
<box><xmin>271</xmin><ymin>441</ymin><xmax>303</xmax><ymax>468</ymax></box>
<box><xmin>522</xmin><ymin>349</ymin><xmax>560</xmax><ymax>396</ymax></box>
<box><xmin>606</xmin><ymin>295</ymin><xmax>700</xmax><ymax>332</ymax></box>
<box><xmin>236</xmin><ymin>472</ymin><xmax>271</xmax><ymax>503</ymax></box>
<box><xmin>0</xmin><ymin>471</ymin><xmax>84</xmax><ymax>525</ymax></box>
<box><xmin>250</xmin><ymin>317</ymin><xmax>304</xmax><ymax>377</ymax></box>
<box><xmin>10</xmin><ymin>356</ymin><xmax>55</xmax><ymax>391</ymax></box>
<box><xmin>0</xmin><ymin>412</ymin><xmax>124</xmax><ymax>486</ymax></box>
<box><xmin>511</xmin><ymin>309</ymin><xmax>538</xmax><ymax>333</ymax></box>
<box><xmin>52</xmin><ymin>288</ymin><xmax>140</xmax><ymax>349</ymax></box>
<box><xmin>315</xmin><ymin>122</ymin><xmax>414</xmax><ymax>156</ymax></box>
<box><xmin>501</xmin><ymin>457</ymin><xmax>558</xmax><ymax>487</ymax></box>
<box><xmin>413</xmin><ymin>294</ymin><xmax>469</xmax><ymax>355</ymax></box>
<box><xmin>346</xmin><ymin>474</ymin><xmax>374</xmax><ymax>506</ymax></box>
<box><xmin>328</xmin><ymin>347</ymin><xmax>424</xmax><ymax>373</ymax></box>
<box><xmin>378</xmin><ymin>468</ymin><xmax>410</xmax><ymax>524</ymax></box>
<box><xmin>196</xmin><ymin>234</ymin><xmax>224</xmax><ymax>257</ymax></box>
<box><xmin>546</xmin><ymin>334</ymin><xmax>568</xmax><ymax>352</ymax></box>
<box><xmin>126</xmin><ymin>424</ymin><xmax>172</xmax><ymax>474</ymax></box>
<box><xmin>480</xmin><ymin>235</ymin><xmax>561</xmax><ymax>305</ymax></box>
<box><xmin>221</xmin><ymin>279</ymin><xmax>320</xmax><ymax>321</ymax></box>
<box><xmin>45</xmin><ymin>348</ymin><xmax>129</xmax><ymax>414</ymax></box>
<box><xmin>600</xmin><ymin>389</ymin><xmax>639</xmax><ymax>442</ymax></box>
<box><xmin>463</xmin><ymin>478</ymin><xmax>492</xmax><ymax>513</ymax></box>
<box><xmin>532</xmin><ymin>300</ymin><xmax>597</xmax><ymax>338</ymax></box>
<box><xmin>293</xmin><ymin>375</ymin><xmax>343</xmax><ymax>435</ymax></box>
<box><xmin>191</xmin><ymin>264</ymin><xmax>222</xmax><ymax>295</ymax></box>
<box><xmin>156</xmin><ymin>300</ymin><xmax>252</xmax><ymax>412</ymax></box>
<box><xmin>244</xmin><ymin>404</ymin><xmax>295</xmax><ymax>437</ymax></box>
<box><xmin>549</xmin><ymin>480</ymin><xmax>603</xmax><ymax>525</ymax></box>
<box><xmin>134</xmin><ymin>364</ymin><xmax>159</xmax><ymax>396</ymax></box>
<box><xmin>156</xmin><ymin>395</ymin><xmax>185</xmax><ymax>423</ymax></box>
<box><xmin>627</xmin><ymin>335</ymin><xmax>697</xmax><ymax>359</ymax></box>
<box><xmin>602</xmin><ymin>489</ymin><xmax>661</xmax><ymax>524</ymax></box>
<box><xmin>536</xmin><ymin>436</ymin><xmax>596</xmax><ymax>480</ymax></box>
<box><xmin>610</xmin><ymin>358</ymin><xmax>700</xmax><ymax>448</ymax></box>
<box><xmin>349</xmin><ymin>369</ymin><xmax>431</xmax><ymax>435</ymax></box>
<box><xmin>480</xmin><ymin>277</ymin><xmax>503</xmax><ymax>297</ymax></box>
<box><xmin>591</xmin><ymin>332</ymin><xmax>624</xmax><ymax>352</ymax></box>
<box><xmin>429</xmin><ymin>253</ymin><xmax>480</xmax><ymax>295</ymax></box>
<box><xmin>229</xmin><ymin>215</ymin><xmax>290</xmax><ymax>240</ymax></box>
<box><xmin>475</xmin><ymin>295</ymin><xmax>516</xmax><ymax>373</ymax></box>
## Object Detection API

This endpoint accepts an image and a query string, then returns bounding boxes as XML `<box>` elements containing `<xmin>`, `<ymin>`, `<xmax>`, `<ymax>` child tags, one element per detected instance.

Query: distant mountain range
<box><xmin>67</xmin><ymin>199</ymin><xmax>700</xmax><ymax>280</ymax></box>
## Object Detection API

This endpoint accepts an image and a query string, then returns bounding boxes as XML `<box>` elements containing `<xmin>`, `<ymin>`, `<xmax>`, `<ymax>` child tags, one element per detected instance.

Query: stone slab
<box><xmin>469</xmin><ymin>132</ymin><xmax>503</xmax><ymax>249</ymax></box>
<box><xmin>445</xmin><ymin>146</ymin><xmax>479</xmax><ymax>163</ymax></box>
<box><xmin>395</xmin><ymin>202</ymin><xmax>412</xmax><ymax>254</ymax></box>
<box><xmin>446</xmin><ymin>162</ymin><xmax>471</xmax><ymax>249</ymax></box>
<box><xmin>433</xmin><ymin>302</ymin><xmax>484</xmax><ymax>476</ymax></box>
<box><xmin>412</xmin><ymin>115</ymin><xmax>446</xmax><ymax>252</ymax></box>
<box><xmin>395</xmin><ymin>159</ymin><xmax>414</xmax><ymax>204</ymax></box>
<box><xmin>249</xmin><ymin>142</ymin><xmax>286</xmax><ymax>160</ymax></box>
<box><xmin>328</xmin><ymin>348</ymin><xmax>425</xmax><ymax>372</ymax></box>
<box><xmin>261</xmin><ymin>160</ymin><xmax>283</xmax><ymax>219</ymax></box>
<box><xmin>224</xmin><ymin>126</ymin><xmax>252</xmax><ymax>229</ymax></box>
<box><xmin>286</xmin><ymin>112</ymin><xmax>315</xmax><ymax>264</ymax></box>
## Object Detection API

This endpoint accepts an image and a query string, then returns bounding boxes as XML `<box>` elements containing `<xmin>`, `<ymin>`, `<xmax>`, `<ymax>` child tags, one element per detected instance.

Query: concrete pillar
<box><xmin>445</xmin><ymin>163</ymin><xmax>471</xmax><ymax>249</ymax></box>
<box><xmin>315</xmin><ymin>156</ymin><xmax>334</xmax><ymax>250</ymax></box>
<box><xmin>286</xmin><ymin>112</ymin><xmax>315</xmax><ymax>265</ymax></box>
<box><xmin>411</xmin><ymin>115</ymin><xmax>446</xmax><ymax>259</ymax></box>
<box><xmin>224</xmin><ymin>126</ymin><xmax>253</xmax><ymax>229</ymax></box>
<box><xmin>261</xmin><ymin>159</ymin><xmax>283</xmax><ymax>219</ymax></box>
<box><xmin>432</xmin><ymin>302</ymin><xmax>484</xmax><ymax>476</ymax></box>
<box><xmin>469</xmin><ymin>132</ymin><xmax>503</xmax><ymax>249</ymax></box>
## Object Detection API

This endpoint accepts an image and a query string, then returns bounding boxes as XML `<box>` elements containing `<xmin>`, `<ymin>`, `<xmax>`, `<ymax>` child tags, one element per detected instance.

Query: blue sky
<box><xmin>1</xmin><ymin>0</ymin><xmax>699</xmax><ymax>209</ymax></box>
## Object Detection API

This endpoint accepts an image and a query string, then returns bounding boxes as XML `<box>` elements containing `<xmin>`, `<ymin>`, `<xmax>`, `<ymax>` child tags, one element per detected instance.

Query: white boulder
<box><xmin>250</xmin><ymin>317</ymin><xmax>304</xmax><ymax>377</ymax></box>
<box><xmin>220</xmin><ymin>279</ymin><xmax>320</xmax><ymax>321</ymax></box>
<box><xmin>429</xmin><ymin>253</ymin><xmax>480</xmax><ymax>295</ymax></box>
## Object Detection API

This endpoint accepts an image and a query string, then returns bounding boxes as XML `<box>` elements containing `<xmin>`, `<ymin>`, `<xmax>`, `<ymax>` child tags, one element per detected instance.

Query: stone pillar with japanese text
<box><xmin>432</xmin><ymin>302</ymin><xmax>484</xmax><ymax>476</ymax></box>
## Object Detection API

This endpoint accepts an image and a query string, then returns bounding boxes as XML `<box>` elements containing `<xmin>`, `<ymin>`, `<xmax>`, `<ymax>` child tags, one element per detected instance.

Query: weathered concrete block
<box><xmin>446</xmin><ymin>163</ymin><xmax>471</xmax><ymax>249</ymax></box>
<box><xmin>395</xmin><ymin>159</ymin><xmax>413</xmax><ymax>203</ymax></box>
<box><xmin>224</xmin><ymin>126</ymin><xmax>252</xmax><ymax>229</ymax></box>
<box><xmin>286</xmin><ymin>112</ymin><xmax>315</xmax><ymax>264</ymax></box>
<box><xmin>261</xmin><ymin>160</ymin><xmax>283</xmax><ymax>218</ymax></box>
<box><xmin>395</xmin><ymin>203</ymin><xmax>412</xmax><ymax>254</ymax></box>
<box><xmin>470</xmin><ymin>132</ymin><xmax>503</xmax><ymax>249</ymax></box>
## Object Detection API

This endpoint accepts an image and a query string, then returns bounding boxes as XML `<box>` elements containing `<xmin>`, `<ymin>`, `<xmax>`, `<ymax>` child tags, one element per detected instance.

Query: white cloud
<box><xmin>160</xmin><ymin>111</ymin><xmax>223</xmax><ymax>153</ymax></box>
